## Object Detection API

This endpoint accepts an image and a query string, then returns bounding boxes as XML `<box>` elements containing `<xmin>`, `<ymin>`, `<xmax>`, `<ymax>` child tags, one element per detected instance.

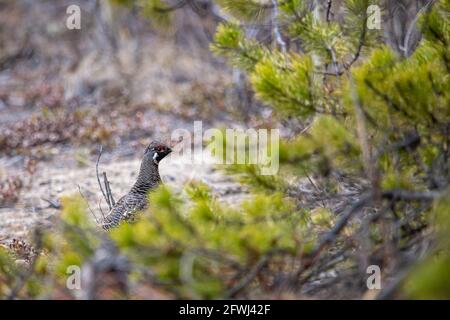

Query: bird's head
<box><xmin>144</xmin><ymin>141</ymin><xmax>172</xmax><ymax>165</ymax></box>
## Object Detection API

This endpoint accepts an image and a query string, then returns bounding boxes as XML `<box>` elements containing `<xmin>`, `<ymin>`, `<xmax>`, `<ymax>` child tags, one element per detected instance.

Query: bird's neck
<box><xmin>131</xmin><ymin>157</ymin><xmax>161</xmax><ymax>194</ymax></box>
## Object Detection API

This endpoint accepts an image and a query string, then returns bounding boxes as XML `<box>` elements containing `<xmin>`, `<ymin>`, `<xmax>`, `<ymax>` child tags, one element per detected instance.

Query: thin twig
<box><xmin>41</xmin><ymin>197</ymin><xmax>61</xmax><ymax>209</ymax></box>
<box><xmin>77</xmin><ymin>185</ymin><xmax>99</xmax><ymax>224</ymax></box>
<box><xmin>307</xmin><ymin>192</ymin><xmax>373</xmax><ymax>265</ymax></box>
<box><xmin>326</xmin><ymin>0</ymin><xmax>332</xmax><ymax>22</ymax></box>
<box><xmin>302</xmin><ymin>168</ymin><xmax>327</xmax><ymax>208</ymax></box>
<box><xmin>225</xmin><ymin>250</ymin><xmax>276</xmax><ymax>298</ymax></box>
<box><xmin>103</xmin><ymin>172</ymin><xmax>115</xmax><ymax>207</ymax></box>
<box><xmin>96</xmin><ymin>145</ymin><xmax>111</xmax><ymax>210</ymax></box>
<box><xmin>98</xmin><ymin>198</ymin><xmax>106</xmax><ymax>220</ymax></box>
<box><xmin>344</xmin><ymin>6</ymin><xmax>368</xmax><ymax>71</ymax></box>
<box><xmin>381</xmin><ymin>189</ymin><xmax>440</xmax><ymax>202</ymax></box>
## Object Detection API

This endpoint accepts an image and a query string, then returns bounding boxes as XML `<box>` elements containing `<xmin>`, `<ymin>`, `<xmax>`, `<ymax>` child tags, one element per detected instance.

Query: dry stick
<box><xmin>225</xmin><ymin>251</ymin><xmax>274</xmax><ymax>298</ymax></box>
<box><xmin>41</xmin><ymin>197</ymin><xmax>61</xmax><ymax>209</ymax></box>
<box><xmin>103</xmin><ymin>172</ymin><xmax>115</xmax><ymax>207</ymax></box>
<box><xmin>77</xmin><ymin>185</ymin><xmax>99</xmax><ymax>224</ymax></box>
<box><xmin>98</xmin><ymin>198</ymin><xmax>106</xmax><ymax>220</ymax></box>
<box><xmin>326</xmin><ymin>0</ymin><xmax>333</xmax><ymax>22</ymax></box>
<box><xmin>302</xmin><ymin>168</ymin><xmax>327</xmax><ymax>208</ymax></box>
<box><xmin>343</xmin><ymin>7</ymin><xmax>368</xmax><ymax>72</ymax></box>
<box><xmin>96</xmin><ymin>145</ymin><xmax>111</xmax><ymax>210</ymax></box>
<box><xmin>308</xmin><ymin>193</ymin><xmax>373</xmax><ymax>263</ymax></box>
<box><xmin>192</xmin><ymin>248</ymin><xmax>243</xmax><ymax>271</ymax></box>
<box><xmin>381</xmin><ymin>189</ymin><xmax>440</xmax><ymax>202</ymax></box>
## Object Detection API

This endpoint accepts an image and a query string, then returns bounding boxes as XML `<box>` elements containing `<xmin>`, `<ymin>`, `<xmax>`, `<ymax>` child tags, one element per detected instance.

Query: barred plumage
<box><xmin>100</xmin><ymin>141</ymin><xmax>172</xmax><ymax>230</ymax></box>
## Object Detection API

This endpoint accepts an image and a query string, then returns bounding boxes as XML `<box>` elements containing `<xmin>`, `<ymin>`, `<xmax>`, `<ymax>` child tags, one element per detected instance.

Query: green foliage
<box><xmin>251</xmin><ymin>53</ymin><xmax>318</xmax><ymax>117</ymax></box>
<box><xmin>342</xmin><ymin>0</ymin><xmax>381</xmax><ymax>54</ymax></box>
<box><xmin>405</xmin><ymin>255</ymin><xmax>450</xmax><ymax>300</ymax></box>
<box><xmin>404</xmin><ymin>194</ymin><xmax>450</xmax><ymax>299</ymax></box>
<box><xmin>0</xmin><ymin>246</ymin><xmax>20</xmax><ymax>297</ymax></box>
<box><xmin>0</xmin><ymin>183</ymin><xmax>315</xmax><ymax>299</ymax></box>
<box><xmin>109</xmin><ymin>185</ymin><xmax>313</xmax><ymax>298</ymax></box>
<box><xmin>211</xmin><ymin>23</ymin><xmax>266</xmax><ymax>71</ymax></box>
<box><xmin>215</xmin><ymin>0</ymin><xmax>270</xmax><ymax>21</ymax></box>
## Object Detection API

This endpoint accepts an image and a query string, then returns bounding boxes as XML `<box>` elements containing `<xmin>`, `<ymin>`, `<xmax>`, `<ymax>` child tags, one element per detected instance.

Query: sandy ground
<box><xmin>0</xmin><ymin>142</ymin><xmax>247</xmax><ymax>242</ymax></box>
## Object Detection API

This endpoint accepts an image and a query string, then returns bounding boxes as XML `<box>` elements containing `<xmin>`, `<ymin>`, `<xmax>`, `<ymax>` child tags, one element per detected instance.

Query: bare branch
<box><xmin>98</xmin><ymin>198</ymin><xmax>106</xmax><ymax>220</ymax></box>
<box><xmin>381</xmin><ymin>189</ymin><xmax>440</xmax><ymax>202</ymax></box>
<box><xmin>77</xmin><ymin>185</ymin><xmax>99</xmax><ymax>224</ymax></box>
<box><xmin>225</xmin><ymin>250</ymin><xmax>275</xmax><ymax>298</ymax></box>
<box><xmin>326</xmin><ymin>0</ymin><xmax>333</xmax><ymax>22</ymax></box>
<box><xmin>344</xmin><ymin>5</ymin><xmax>368</xmax><ymax>71</ymax></box>
<box><xmin>103</xmin><ymin>172</ymin><xmax>115</xmax><ymax>207</ymax></box>
<box><xmin>96</xmin><ymin>145</ymin><xmax>111</xmax><ymax>210</ymax></box>
<box><xmin>308</xmin><ymin>192</ymin><xmax>373</xmax><ymax>264</ymax></box>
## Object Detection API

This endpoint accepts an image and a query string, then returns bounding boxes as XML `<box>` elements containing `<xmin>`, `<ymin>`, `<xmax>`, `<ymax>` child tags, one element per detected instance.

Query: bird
<box><xmin>100</xmin><ymin>141</ymin><xmax>172</xmax><ymax>230</ymax></box>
